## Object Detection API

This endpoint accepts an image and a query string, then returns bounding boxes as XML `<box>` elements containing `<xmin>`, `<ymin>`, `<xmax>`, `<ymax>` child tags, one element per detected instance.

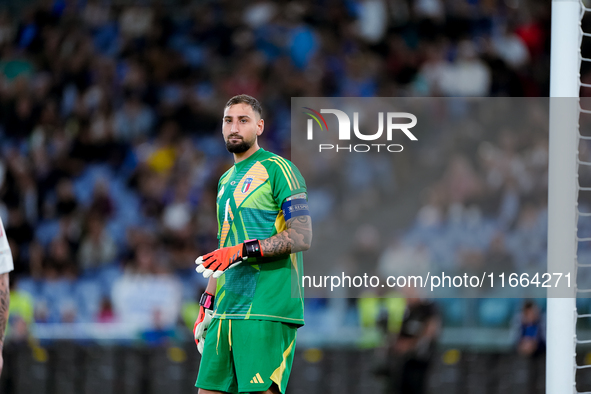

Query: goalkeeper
<box><xmin>193</xmin><ymin>94</ymin><xmax>312</xmax><ymax>394</ymax></box>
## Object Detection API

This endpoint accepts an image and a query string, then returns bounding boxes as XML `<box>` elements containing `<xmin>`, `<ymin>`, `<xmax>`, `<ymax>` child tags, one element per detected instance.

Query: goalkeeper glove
<box><xmin>195</xmin><ymin>239</ymin><xmax>263</xmax><ymax>279</ymax></box>
<box><xmin>193</xmin><ymin>291</ymin><xmax>215</xmax><ymax>354</ymax></box>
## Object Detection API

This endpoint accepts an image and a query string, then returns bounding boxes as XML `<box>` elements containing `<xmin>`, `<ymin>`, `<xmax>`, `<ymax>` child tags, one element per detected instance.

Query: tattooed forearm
<box><xmin>260</xmin><ymin>232</ymin><xmax>293</xmax><ymax>257</ymax></box>
<box><xmin>0</xmin><ymin>273</ymin><xmax>9</xmax><ymax>350</ymax></box>
<box><xmin>260</xmin><ymin>215</ymin><xmax>312</xmax><ymax>257</ymax></box>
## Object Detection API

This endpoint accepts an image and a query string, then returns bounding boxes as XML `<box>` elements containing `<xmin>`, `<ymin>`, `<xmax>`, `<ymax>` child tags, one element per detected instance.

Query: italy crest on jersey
<box><xmin>242</xmin><ymin>177</ymin><xmax>254</xmax><ymax>193</ymax></box>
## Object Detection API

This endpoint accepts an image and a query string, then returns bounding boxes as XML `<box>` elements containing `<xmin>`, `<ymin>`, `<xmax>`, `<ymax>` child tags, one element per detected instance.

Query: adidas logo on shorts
<box><xmin>250</xmin><ymin>373</ymin><xmax>264</xmax><ymax>384</ymax></box>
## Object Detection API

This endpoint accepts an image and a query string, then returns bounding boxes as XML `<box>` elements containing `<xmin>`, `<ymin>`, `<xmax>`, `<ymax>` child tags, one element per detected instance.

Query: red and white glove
<box><xmin>195</xmin><ymin>240</ymin><xmax>263</xmax><ymax>279</ymax></box>
<box><xmin>193</xmin><ymin>291</ymin><xmax>215</xmax><ymax>354</ymax></box>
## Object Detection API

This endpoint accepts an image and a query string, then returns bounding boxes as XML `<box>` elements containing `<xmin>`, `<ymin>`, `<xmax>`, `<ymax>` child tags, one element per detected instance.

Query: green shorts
<box><xmin>196</xmin><ymin>318</ymin><xmax>298</xmax><ymax>393</ymax></box>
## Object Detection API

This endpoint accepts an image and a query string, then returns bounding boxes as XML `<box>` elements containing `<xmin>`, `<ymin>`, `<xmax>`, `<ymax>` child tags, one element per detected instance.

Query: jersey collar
<box><xmin>234</xmin><ymin>148</ymin><xmax>264</xmax><ymax>171</ymax></box>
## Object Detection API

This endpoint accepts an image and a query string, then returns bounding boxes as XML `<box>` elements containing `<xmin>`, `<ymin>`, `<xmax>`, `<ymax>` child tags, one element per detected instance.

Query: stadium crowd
<box><xmin>0</xmin><ymin>0</ymin><xmax>558</xmax><ymax>336</ymax></box>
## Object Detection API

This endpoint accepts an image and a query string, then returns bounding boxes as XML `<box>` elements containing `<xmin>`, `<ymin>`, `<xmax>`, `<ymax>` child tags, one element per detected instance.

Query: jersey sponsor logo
<box><xmin>242</xmin><ymin>177</ymin><xmax>254</xmax><ymax>193</ymax></box>
<box><xmin>250</xmin><ymin>373</ymin><xmax>264</xmax><ymax>384</ymax></box>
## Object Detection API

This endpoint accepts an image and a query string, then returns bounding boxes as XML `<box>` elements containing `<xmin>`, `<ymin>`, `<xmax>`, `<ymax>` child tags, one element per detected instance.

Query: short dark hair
<box><xmin>225</xmin><ymin>94</ymin><xmax>263</xmax><ymax>118</ymax></box>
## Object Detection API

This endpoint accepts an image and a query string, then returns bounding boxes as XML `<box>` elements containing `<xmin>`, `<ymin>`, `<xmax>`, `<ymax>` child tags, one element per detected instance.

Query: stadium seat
<box><xmin>439</xmin><ymin>298</ymin><xmax>468</xmax><ymax>327</ymax></box>
<box><xmin>97</xmin><ymin>263</ymin><xmax>124</xmax><ymax>297</ymax></box>
<box><xmin>74</xmin><ymin>279</ymin><xmax>103</xmax><ymax>322</ymax></box>
<box><xmin>73</xmin><ymin>164</ymin><xmax>114</xmax><ymax>207</ymax></box>
<box><xmin>39</xmin><ymin>279</ymin><xmax>75</xmax><ymax>323</ymax></box>
<box><xmin>35</xmin><ymin>219</ymin><xmax>60</xmax><ymax>247</ymax></box>
<box><xmin>106</xmin><ymin>219</ymin><xmax>127</xmax><ymax>249</ymax></box>
<box><xmin>16</xmin><ymin>277</ymin><xmax>40</xmax><ymax>298</ymax></box>
<box><xmin>177</xmin><ymin>269</ymin><xmax>207</xmax><ymax>302</ymax></box>
<box><xmin>477</xmin><ymin>298</ymin><xmax>517</xmax><ymax>328</ymax></box>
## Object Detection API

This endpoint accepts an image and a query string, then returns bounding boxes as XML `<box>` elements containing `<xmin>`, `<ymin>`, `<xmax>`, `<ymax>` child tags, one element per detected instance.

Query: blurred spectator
<box><xmin>415</xmin><ymin>43</ymin><xmax>448</xmax><ymax>96</ymax></box>
<box><xmin>59</xmin><ymin>299</ymin><xmax>78</xmax><ymax>323</ymax></box>
<box><xmin>378</xmin><ymin>238</ymin><xmax>433</xmax><ymax>279</ymax></box>
<box><xmin>81</xmin><ymin>0</ymin><xmax>111</xmax><ymax>29</ymax></box>
<box><xmin>6</xmin><ymin>207</ymin><xmax>33</xmax><ymax>248</ymax></box>
<box><xmin>28</xmin><ymin>241</ymin><xmax>44</xmax><ymax>279</ymax></box>
<box><xmin>140</xmin><ymin>308</ymin><xmax>176</xmax><ymax>347</ymax></box>
<box><xmin>357</xmin><ymin>0</ymin><xmax>388</xmax><ymax>44</ymax></box>
<box><xmin>97</xmin><ymin>296</ymin><xmax>115</xmax><ymax>323</ymax></box>
<box><xmin>57</xmin><ymin>214</ymin><xmax>82</xmax><ymax>254</ymax></box>
<box><xmin>113</xmin><ymin>249</ymin><xmax>181</xmax><ymax>330</ymax></box>
<box><xmin>7</xmin><ymin>276</ymin><xmax>32</xmax><ymax>343</ymax></box>
<box><xmin>5</xmin><ymin>207</ymin><xmax>34</xmax><ymax>275</ymax></box>
<box><xmin>44</xmin><ymin>237</ymin><xmax>76</xmax><ymax>279</ymax></box>
<box><xmin>386</xmin><ymin>286</ymin><xmax>440</xmax><ymax>394</ymax></box>
<box><xmin>124</xmin><ymin>243</ymin><xmax>158</xmax><ymax>275</ymax></box>
<box><xmin>0</xmin><ymin>11</ymin><xmax>14</xmax><ymax>46</ymax></box>
<box><xmin>440</xmin><ymin>41</ymin><xmax>491</xmax><ymax>96</ymax></box>
<box><xmin>77</xmin><ymin>214</ymin><xmax>117</xmax><ymax>270</ymax></box>
<box><xmin>485</xmin><ymin>232</ymin><xmax>515</xmax><ymax>277</ymax></box>
<box><xmin>88</xmin><ymin>178</ymin><xmax>114</xmax><ymax>218</ymax></box>
<box><xmin>515</xmin><ymin>300</ymin><xmax>546</xmax><ymax>394</ymax></box>
<box><xmin>4</xmin><ymin>96</ymin><xmax>38</xmax><ymax>138</ymax></box>
<box><xmin>350</xmin><ymin>224</ymin><xmax>382</xmax><ymax>276</ymax></box>
<box><xmin>161</xmin><ymin>180</ymin><xmax>194</xmax><ymax>263</ymax></box>
<box><xmin>358</xmin><ymin>291</ymin><xmax>406</xmax><ymax>348</ymax></box>
<box><xmin>491</xmin><ymin>24</ymin><xmax>530</xmax><ymax>70</ymax></box>
<box><xmin>506</xmin><ymin>203</ymin><xmax>546</xmax><ymax>272</ymax></box>
<box><xmin>55</xmin><ymin>178</ymin><xmax>78</xmax><ymax>217</ymax></box>
<box><xmin>516</xmin><ymin>300</ymin><xmax>545</xmax><ymax>358</ymax></box>
<box><xmin>137</xmin><ymin>169</ymin><xmax>167</xmax><ymax>219</ymax></box>
<box><xmin>119</xmin><ymin>5</ymin><xmax>153</xmax><ymax>39</ymax></box>
<box><xmin>146</xmin><ymin>121</ymin><xmax>178</xmax><ymax>174</ymax></box>
<box><xmin>113</xmin><ymin>94</ymin><xmax>155</xmax><ymax>142</ymax></box>
<box><xmin>441</xmin><ymin>154</ymin><xmax>484</xmax><ymax>204</ymax></box>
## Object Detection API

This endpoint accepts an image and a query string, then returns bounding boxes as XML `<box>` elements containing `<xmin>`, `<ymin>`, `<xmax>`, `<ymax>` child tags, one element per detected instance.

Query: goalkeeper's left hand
<box><xmin>195</xmin><ymin>240</ymin><xmax>263</xmax><ymax>279</ymax></box>
<box><xmin>194</xmin><ymin>291</ymin><xmax>214</xmax><ymax>354</ymax></box>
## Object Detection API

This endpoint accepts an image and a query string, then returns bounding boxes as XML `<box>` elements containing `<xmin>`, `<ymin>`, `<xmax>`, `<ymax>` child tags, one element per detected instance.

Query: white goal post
<box><xmin>547</xmin><ymin>1</ymin><xmax>581</xmax><ymax>393</ymax></box>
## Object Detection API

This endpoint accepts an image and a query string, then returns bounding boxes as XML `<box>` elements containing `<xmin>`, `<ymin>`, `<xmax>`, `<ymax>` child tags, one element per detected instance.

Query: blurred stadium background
<box><xmin>0</xmin><ymin>0</ymin><xmax>589</xmax><ymax>393</ymax></box>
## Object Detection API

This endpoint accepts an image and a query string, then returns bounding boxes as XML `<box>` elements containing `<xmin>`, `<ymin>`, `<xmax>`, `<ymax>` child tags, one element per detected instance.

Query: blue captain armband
<box><xmin>281</xmin><ymin>194</ymin><xmax>310</xmax><ymax>221</ymax></box>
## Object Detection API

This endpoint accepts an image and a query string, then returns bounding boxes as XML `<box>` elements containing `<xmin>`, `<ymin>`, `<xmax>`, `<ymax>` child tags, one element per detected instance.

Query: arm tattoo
<box><xmin>0</xmin><ymin>273</ymin><xmax>9</xmax><ymax>350</ymax></box>
<box><xmin>260</xmin><ymin>215</ymin><xmax>312</xmax><ymax>258</ymax></box>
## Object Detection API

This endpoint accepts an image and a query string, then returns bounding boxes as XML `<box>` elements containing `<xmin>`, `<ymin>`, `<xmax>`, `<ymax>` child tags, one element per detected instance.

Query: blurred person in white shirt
<box><xmin>0</xmin><ymin>217</ymin><xmax>14</xmax><ymax>375</ymax></box>
<box><xmin>440</xmin><ymin>40</ymin><xmax>491</xmax><ymax>96</ymax></box>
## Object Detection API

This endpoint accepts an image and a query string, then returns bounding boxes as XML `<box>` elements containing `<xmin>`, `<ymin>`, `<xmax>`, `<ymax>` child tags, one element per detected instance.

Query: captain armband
<box><xmin>281</xmin><ymin>193</ymin><xmax>310</xmax><ymax>220</ymax></box>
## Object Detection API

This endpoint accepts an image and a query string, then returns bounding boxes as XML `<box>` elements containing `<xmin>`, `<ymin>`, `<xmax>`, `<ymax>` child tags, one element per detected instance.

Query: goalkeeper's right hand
<box><xmin>193</xmin><ymin>291</ymin><xmax>215</xmax><ymax>354</ymax></box>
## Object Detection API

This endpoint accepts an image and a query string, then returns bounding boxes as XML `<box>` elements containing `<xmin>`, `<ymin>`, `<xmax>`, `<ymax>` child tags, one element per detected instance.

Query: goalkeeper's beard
<box><xmin>226</xmin><ymin>135</ymin><xmax>255</xmax><ymax>153</ymax></box>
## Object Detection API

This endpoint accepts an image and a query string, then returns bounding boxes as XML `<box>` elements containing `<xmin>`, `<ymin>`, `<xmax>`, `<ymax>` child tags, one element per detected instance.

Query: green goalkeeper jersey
<box><xmin>213</xmin><ymin>148</ymin><xmax>307</xmax><ymax>326</ymax></box>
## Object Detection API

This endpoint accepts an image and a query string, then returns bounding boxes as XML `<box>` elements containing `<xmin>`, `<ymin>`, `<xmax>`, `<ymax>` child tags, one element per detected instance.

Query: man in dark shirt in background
<box><xmin>387</xmin><ymin>286</ymin><xmax>440</xmax><ymax>394</ymax></box>
<box><xmin>517</xmin><ymin>300</ymin><xmax>545</xmax><ymax>358</ymax></box>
